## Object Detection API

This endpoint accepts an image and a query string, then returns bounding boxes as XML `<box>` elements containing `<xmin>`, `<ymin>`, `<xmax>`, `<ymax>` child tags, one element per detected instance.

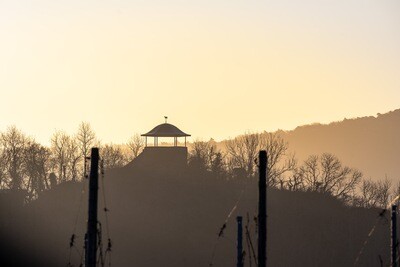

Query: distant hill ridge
<box><xmin>216</xmin><ymin>109</ymin><xmax>400</xmax><ymax>180</ymax></box>
<box><xmin>282</xmin><ymin>109</ymin><xmax>400</xmax><ymax>180</ymax></box>
<box><xmin>292</xmin><ymin>109</ymin><xmax>400</xmax><ymax>131</ymax></box>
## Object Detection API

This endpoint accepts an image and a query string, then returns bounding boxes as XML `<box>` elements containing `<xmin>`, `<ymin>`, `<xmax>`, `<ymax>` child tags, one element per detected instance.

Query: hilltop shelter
<box><xmin>126</xmin><ymin>119</ymin><xmax>190</xmax><ymax>173</ymax></box>
<box><xmin>141</xmin><ymin>119</ymin><xmax>190</xmax><ymax>147</ymax></box>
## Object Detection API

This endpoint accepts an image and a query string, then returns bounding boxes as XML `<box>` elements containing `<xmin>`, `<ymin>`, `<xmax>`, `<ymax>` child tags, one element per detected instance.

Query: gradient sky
<box><xmin>1</xmin><ymin>0</ymin><xmax>399</xmax><ymax>145</ymax></box>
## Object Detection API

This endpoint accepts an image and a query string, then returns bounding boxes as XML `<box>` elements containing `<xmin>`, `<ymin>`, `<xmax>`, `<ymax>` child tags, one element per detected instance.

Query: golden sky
<box><xmin>1</xmin><ymin>0</ymin><xmax>399</xmax><ymax>145</ymax></box>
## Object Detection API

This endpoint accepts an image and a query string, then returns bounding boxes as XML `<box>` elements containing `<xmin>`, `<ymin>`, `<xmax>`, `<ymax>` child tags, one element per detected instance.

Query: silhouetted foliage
<box><xmin>0</xmin><ymin>126</ymin><xmax>28</xmax><ymax>190</ymax></box>
<box><xmin>100</xmin><ymin>144</ymin><xmax>129</xmax><ymax>170</ymax></box>
<box><xmin>226</xmin><ymin>132</ymin><xmax>260</xmax><ymax>178</ymax></box>
<box><xmin>226</xmin><ymin>132</ymin><xmax>295</xmax><ymax>185</ymax></box>
<box><xmin>188</xmin><ymin>140</ymin><xmax>227</xmax><ymax>179</ymax></box>
<box><xmin>50</xmin><ymin>131</ymin><xmax>74</xmax><ymax>183</ymax></box>
<box><xmin>127</xmin><ymin>133</ymin><xmax>145</xmax><ymax>160</ymax></box>
<box><xmin>0</xmin><ymin>127</ymin><xmax>51</xmax><ymax>200</ymax></box>
<box><xmin>76</xmin><ymin>122</ymin><xmax>97</xmax><ymax>178</ymax></box>
<box><xmin>289</xmin><ymin>153</ymin><xmax>362</xmax><ymax>204</ymax></box>
<box><xmin>23</xmin><ymin>141</ymin><xmax>51</xmax><ymax>200</ymax></box>
<box><xmin>354</xmin><ymin>178</ymin><xmax>392</xmax><ymax>208</ymax></box>
<box><xmin>0</xmin><ymin>122</ymin><xmax>397</xmax><ymax>208</ymax></box>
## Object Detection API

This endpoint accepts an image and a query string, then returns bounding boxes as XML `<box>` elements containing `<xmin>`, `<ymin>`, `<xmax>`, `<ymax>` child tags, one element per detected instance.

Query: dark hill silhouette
<box><xmin>126</xmin><ymin>146</ymin><xmax>188</xmax><ymax>174</ymax></box>
<box><xmin>0</xmin><ymin>154</ymin><xmax>393</xmax><ymax>267</ymax></box>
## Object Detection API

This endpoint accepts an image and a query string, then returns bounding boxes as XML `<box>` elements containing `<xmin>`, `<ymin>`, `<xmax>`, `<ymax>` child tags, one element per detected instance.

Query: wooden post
<box><xmin>237</xmin><ymin>216</ymin><xmax>244</xmax><ymax>267</ymax></box>
<box><xmin>258</xmin><ymin>150</ymin><xmax>267</xmax><ymax>267</ymax></box>
<box><xmin>392</xmin><ymin>205</ymin><xmax>398</xmax><ymax>267</ymax></box>
<box><xmin>86</xmin><ymin>148</ymin><xmax>99</xmax><ymax>267</ymax></box>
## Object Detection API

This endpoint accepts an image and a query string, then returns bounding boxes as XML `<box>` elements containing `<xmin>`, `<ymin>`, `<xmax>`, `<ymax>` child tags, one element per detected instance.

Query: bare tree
<box><xmin>298</xmin><ymin>155</ymin><xmax>319</xmax><ymax>191</ymax></box>
<box><xmin>376</xmin><ymin>178</ymin><xmax>391</xmax><ymax>208</ymax></box>
<box><xmin>101</xmin><ymin>144</ymin><xmax>128</xmax><ymax>170</ymax></box>
<box><xmin>296</xmin><ymin>153</ymin><xmax>362</xmax><ymax>202</ymax></box>
<box><xmin>226</xmin><ymin>132</ymin><xmax>261</xmax><ymax>178</ymax></box>
<box><xmin>188</xmin><ymin>140</ymin><xmax>227</xmax><ymax>178</ymax></box>
<box><xmin>285</xmin><ymin>165</ymin><xmax>305</xmax><ymax>192</ymax></box>
<box><xmin>188</xmin><ymin>140</ymin><xmax>208</xmax><ymax>171</ymax></box>
<box><xmin>51</xmin><ymin>130</ymin><xmax>88</xmax><ymax>183</ymax></box>
<box><xmin>66</xmin><ymin>138</ymin><xmax>81</xmax><ymax>182</ymax></box>
<box><xmin>76</xmin><ymin>122</ymin><xmax>96</xmax><ymax>179</ymax></box>
<box><xmin>0</xmin><ymin>126</ymin><xmax>28</xmax><ymax>190</ymax></box>
<box><xmin>23</xmin><ymin>140</ymin><xmax>51</xmax><ymax>200</ymax></box>
<box><xmin>357</xmin><ymin>178</ymin><xmax>392</xmax><ymax>208</ymax></box>
<box><xmin>358</xmin><ymin>179</ymin><xmax>379</xmax><ymax>208</ymax></box>
<box><xmin>210</xmin><ymin>151</ymin><xmax>226</xmax><ymax>179</ymax></box>
<box><xmin>0</xmin><ymin>148</ymin><xmax>7</xmax><ymax>189</ymax></box>
<box><xmin>225</xmin><ymin>132</ymin><xmax>294</xmax><ymax>184</ymax></box>
<box><xmin>261</xmin><ymin>132</ymin><xmax>296</xmax><ymax>187</ymax></box>
<box><xmin>0</xmin><ymin>127</ymin><xmax>53</xmax><ymax>201</ymax></box>
<box><xmin>50</xmin><ymin>131</ymin><xmax>70</xmax><ymax>183</ymax></box>
<box><xmin>127</xmin><ymin>133</ymin><xmax>145</xmax><ymax>160</ymax></box>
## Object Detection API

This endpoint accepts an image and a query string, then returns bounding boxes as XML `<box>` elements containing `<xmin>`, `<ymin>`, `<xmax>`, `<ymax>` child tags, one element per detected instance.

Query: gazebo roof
<box><xmin>141</xmin><ymin>123</ymin><xmax>190</xmax><ymax>137</ymax></box>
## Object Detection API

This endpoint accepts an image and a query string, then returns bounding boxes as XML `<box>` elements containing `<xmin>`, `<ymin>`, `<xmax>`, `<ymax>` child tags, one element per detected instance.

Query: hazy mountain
<box><xmin>215</xmin><ymin>109</ymin><xmax>399</xmax><ymax>181</ymax></box>
<box><xmin>282</xmin><ymin>109</ymin><xmax>400</xmax><ymax>180</ymax></box>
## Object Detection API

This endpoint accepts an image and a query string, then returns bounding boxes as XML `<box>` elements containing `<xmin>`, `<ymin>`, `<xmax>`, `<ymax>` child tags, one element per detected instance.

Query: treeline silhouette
<box><xmin>189</xmin><ymin>134</ymin><xmax>399</xmax><ymax>209</ymax></box>
<box><xmin>0</xmin><ymin>123</ymin><xmax>142</xmax><ymax>201</ymax></box>
<box><xmin>0</xmin><ymin>122</ymin><xmax>398</xmax><ymax>208</ymax></box>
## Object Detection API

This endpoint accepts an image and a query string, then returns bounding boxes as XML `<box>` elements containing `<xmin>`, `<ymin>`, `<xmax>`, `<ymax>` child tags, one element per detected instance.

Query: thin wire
<box><xmin>245</xmin><ymin>212</ymin><xmax>258</xmax><ymax>267</ymax></box>
<box><xmin>72</xmin><ymin>181</ymin><xmax>87</xmax><ymax>235</ymax></box>
<box><xmin>71</xmin><ymin>158</ymin><xmax>90</xmax><ymax>236</ymax></box>
<box><xmin>100</xmin><ymin>158</ymin><xmax>112</xmax><ymax>267</ymax></box>
<box><xmin>67</xmin><ymin>174</ymin><xmax>87</xmax><ymax>266</ymax></box>
<box><xmin>67</xmin><ymin>245</ymin><xmax>84</xmax><ymax>267</ymax></box>
<box><xmin>100</xmin><ymin>159</ymin><xmax>111</xmax><ymax>240</ymax></box>
<box><xmin>103</xmin><ymin>238</ymin><xmax>112</xmax><ymax>267</ymax></box>
<box><xmin>246</xmin><ymin>241</ymin><xmax>252</xmax><ymax>267</ymax></box>
<box><xmin>353</xmin><ymin>210</ymin><xmax>388</xmax><ymax>266</ymax></box>
<box><xmin>97</xmin><ymin>222</ymin><xmax>105</xmax><ymax>267</ymax></box>
<box><xmin>246</xmin><ymin>226</ymin><xmax>258</xmax><ymax>266</ymax></box>
<box><xmin>73</xmin><ymin>246</ymin><xmax>83</xmax><ymax>261</ymax></box>
<box><xmin>245</xmin><ymin>214</ymin><xmax>252</xmax><ymax>267</ymax></box>
<box><xmin>353</xmin><ymin>222</ymin><xmax>378</xmax><ymax>266</ymax></box>
<box><xmin>208</xmin><ymin>181</ymin><xmax>248</xmax><ymax>266</ymax></box>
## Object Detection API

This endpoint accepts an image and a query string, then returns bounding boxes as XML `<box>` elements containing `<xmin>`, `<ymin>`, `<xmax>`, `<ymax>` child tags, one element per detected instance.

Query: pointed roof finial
<box><xmin>164</xmin><ymin>116</ymin><xmax>168</xmax><ymax>123</ymax></box>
